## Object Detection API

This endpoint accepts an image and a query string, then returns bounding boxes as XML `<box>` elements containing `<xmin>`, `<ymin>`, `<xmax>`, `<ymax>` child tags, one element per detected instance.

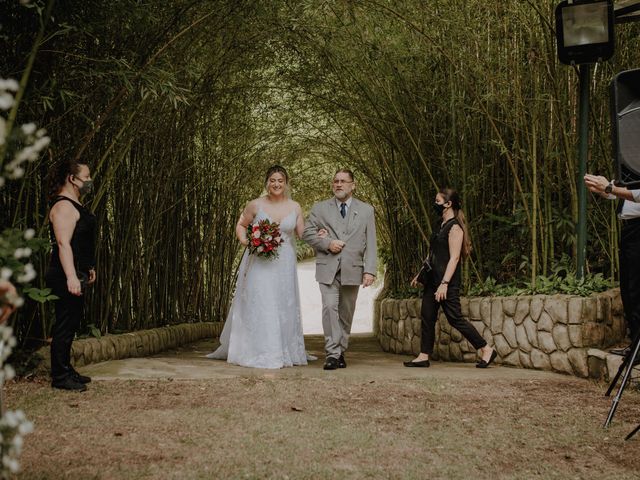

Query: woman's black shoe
<box><xmin>403</xmin><ymin>359</ymin><xmax>430</xmax><ymax>368</ymax></box>
<box><xmin>476</xmin><ymin>349</ymin><xmax>498</xmax><ymax>369</ymax></box>
<box><xmin>52</xmin><ymin>376</ymin><xmax>87</xmax><ymax>392</ymax></box>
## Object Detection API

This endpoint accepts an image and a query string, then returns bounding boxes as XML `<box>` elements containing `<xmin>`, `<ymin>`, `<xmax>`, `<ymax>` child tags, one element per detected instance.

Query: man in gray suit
<box><xmin>303</xmin><ymin>169</ymin><xmax>377</xmax><ymax>370</ymax></box>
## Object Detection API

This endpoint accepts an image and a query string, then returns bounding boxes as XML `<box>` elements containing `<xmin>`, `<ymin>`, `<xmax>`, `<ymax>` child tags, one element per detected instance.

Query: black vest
<box><xmin>429</xmin><ymin>218</ymin><xmax>462</xmax><ymax>288</ymax></box>
<box><xmin>48</xmin><ymin>196</ymin><xmax>97</xmax><ymax>275</ymax></box>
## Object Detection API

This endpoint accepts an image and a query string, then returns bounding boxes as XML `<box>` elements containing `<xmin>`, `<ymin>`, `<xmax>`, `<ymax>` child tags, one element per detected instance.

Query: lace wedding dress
<box><xmin>206</xmin><ymin>208</ymin><xmax>311</xmax><ymax>368</ymax></box>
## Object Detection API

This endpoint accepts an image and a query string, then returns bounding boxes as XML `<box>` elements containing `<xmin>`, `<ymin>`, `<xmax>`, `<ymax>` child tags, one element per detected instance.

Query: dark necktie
<box><xmin>340</xmin><ymin>202</ymin><xmax>347</xmax><ymax>218</ymax></box>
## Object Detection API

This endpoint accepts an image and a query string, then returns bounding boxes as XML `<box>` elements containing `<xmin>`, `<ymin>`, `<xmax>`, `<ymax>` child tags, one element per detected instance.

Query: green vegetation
<box><xmin>2</xmin><ymin>1</ymin><xmax>638</xmax><ymax>342</ymax></box>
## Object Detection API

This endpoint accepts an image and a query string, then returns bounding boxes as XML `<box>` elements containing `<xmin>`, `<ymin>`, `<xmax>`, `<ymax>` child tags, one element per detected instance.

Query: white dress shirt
<box><xmin>619</xmin><ymin>189</ymin><xmax>640</xmax><ymax>220</ymax></box>
<box><xmin>335</xmin><ymin>197</ymin><xmax>353</xmax><ymax>217</ymax></box>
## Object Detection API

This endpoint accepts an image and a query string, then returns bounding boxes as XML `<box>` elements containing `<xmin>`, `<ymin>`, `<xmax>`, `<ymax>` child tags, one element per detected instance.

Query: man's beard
<box><xmin>334</xmin><ymin>190</ymin><xmax>349</xmax><ymax>200</ymax></box>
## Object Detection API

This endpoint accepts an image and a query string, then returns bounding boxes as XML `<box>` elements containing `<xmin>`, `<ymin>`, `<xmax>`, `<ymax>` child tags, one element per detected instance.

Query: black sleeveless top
<box><xmin>429</xmin><ymin>217</ymin><xmax>462</xmax><ymax>288</ymax></box>
<box><xmin>48</xmin><ymin>196</ymin><xmax>97</xmax><ymax>275</ymax></box>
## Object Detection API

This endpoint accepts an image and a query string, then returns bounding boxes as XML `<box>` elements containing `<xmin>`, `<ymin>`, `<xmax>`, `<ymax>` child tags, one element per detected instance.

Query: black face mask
<box><xmin>433</xmin><ymin>202</ymin><xmax>446</xmax><ymax>216</ymax></box>
<box><xmin>72</xmin><ymin>176</ymin><xmax>94</xmax><ymax>196</ymax></box>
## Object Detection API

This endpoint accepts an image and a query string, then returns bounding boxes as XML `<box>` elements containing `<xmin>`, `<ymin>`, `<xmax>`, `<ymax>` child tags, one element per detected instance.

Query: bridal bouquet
<box><xmin>247</xmin><ymin>219</ymin><xmax>284</xmax><ymax>260</ymax></box>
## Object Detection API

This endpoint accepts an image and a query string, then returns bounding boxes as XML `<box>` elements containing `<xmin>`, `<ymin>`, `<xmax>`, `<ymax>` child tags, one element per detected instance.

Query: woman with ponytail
<box><xmin>405</xmin><ymin>188</ymin><xmax>496</xmax><ymax>368</ymax></box>
<box><xmin>45</xmin><ymin>160</ymin><xmax>96</xmax><ymax>391</ymax></box>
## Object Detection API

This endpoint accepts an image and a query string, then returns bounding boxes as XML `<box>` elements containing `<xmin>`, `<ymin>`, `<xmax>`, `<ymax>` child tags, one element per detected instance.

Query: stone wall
<box><xmin>38</xmin><ymin>322</ymin><xmax>223</xmax><ymax>371</ymax></box>
<box><xmin>378</xmin><ymin>289</ymin><xmax>626</xmax><ymax>377</ymax></box>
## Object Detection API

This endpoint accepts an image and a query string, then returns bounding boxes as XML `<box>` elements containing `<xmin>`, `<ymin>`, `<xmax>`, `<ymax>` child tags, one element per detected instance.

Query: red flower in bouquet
<box><xmin>246</xmin><ymin>219</ymin><xmax>284</xmax><ymax>260</ymax></box>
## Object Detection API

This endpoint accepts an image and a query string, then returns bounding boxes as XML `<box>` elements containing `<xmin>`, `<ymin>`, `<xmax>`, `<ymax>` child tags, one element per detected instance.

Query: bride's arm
<box><xmin>294</xmin><ymin>203</ymin><xmax>304</xmax><ymax>239</ymax></box>
<box><xmin>236</xmin><ymin>201</ymin><xmax>256</xmax><ymax>246</ymax></box>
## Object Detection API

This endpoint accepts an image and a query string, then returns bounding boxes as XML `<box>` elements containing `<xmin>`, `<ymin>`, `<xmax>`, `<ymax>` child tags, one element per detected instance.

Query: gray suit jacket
<box><xmin>303</xmin><ymin>197</ymin><xmax>377</xmax><ymax>286</ymax></box>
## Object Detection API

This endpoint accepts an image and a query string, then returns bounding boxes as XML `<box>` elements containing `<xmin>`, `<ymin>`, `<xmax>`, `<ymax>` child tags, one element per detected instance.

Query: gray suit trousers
<box><xmin>320</xmin><ymin>270</ymin><xmax>360</xmax><ymax>359</ymax></box>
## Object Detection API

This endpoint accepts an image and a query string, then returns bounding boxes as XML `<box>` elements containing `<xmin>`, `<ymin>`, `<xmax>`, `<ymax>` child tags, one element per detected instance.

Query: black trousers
<box><xmin>46</xmin><ymin>272</ymin><xmax>85</xmax><ymax>381</ymax></box>
<box><xmin>420</xmin><ymin>283</ymin><xmax>487</xmax><ymax>355</ymax></box>
<box><xmin>620</xmin><ymin>219</ymin><xmax>640</xmax><ymax>340</ymax></box>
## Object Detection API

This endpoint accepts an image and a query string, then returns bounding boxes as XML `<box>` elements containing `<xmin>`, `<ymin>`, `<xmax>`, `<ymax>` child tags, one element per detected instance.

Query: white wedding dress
<box><xmin>206</xmin><ymin>207</ymin><xmax>311</xmax><ymax>369</ymax></box>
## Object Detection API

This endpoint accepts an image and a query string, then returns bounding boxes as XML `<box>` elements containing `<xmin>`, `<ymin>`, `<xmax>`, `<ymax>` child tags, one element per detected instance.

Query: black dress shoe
<box><xmin>52</xmin><ymin>376</ymin><xmax>87</xmax><ymax>392</ymax></box>
<box><xmin>71</xmin><ymin>368</ymin><xmax>91</xmax><ymax>384</ymax></box>
<box><xmin>403</xmin><ymin>359</ymin><xmax>430</xmax><ymax>368</ymax></box>
<box><xmin>324</xmin><ymin>357</ymin><xmax>339</xmax><ymax>370</ymax></box>
<box><xmin>338</xmin><ymin>354</ymin><xmax>347</xmax><ymax>368</ymax></box>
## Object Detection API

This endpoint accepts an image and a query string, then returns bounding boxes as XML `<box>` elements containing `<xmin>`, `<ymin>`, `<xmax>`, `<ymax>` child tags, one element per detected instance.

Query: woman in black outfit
<box><xmin>404</xmin><ymin>188</ymin><xmax>496</xmax><ymax>368</ymax></box>
<box><xmin>45</xmin><ymin>161</ymin><xmax>96</xmax><ymax>391</ymax></box>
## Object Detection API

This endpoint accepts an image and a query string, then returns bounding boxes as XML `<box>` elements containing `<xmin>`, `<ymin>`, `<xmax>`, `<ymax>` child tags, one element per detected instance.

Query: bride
<box><xmin>207</xmin><ymin>165</ymin><xmax>313</xmax><ymax>368</ymax></box>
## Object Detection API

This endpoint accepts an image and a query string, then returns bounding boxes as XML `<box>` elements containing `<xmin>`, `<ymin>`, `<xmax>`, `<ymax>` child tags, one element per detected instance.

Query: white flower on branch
<box><xmin>3</xmin><ymin>365</ymin><xmax>15</xmax><ymax>381</ymax></box>
<box><xmin>0</xmin><ymin>79</ymin><xmax>19</xmax><ymax>92</ymax></box>
<box><xmin>0</xmin><ymin>268</ymin><xmax>11</xmax><ymax>281</ymax></box>
<box><xmin>20</xmin><ymin>123</ymin><xmax>36</xmax><ymax>136</ymax></box>
<box><xmin>7</xmin><ymin>167</ymin><xmax>24</xmax><ymax>179</ymax></box>
<box><xmin>23</xmin><ymin>229</ymin><xmax>35</xmax><ymax>240</ymax></box>
<box><xmin>32</xmin><ymin>135</ymin><xmax>50</xmax><ymax>151</ymax></box>
<box><xmin>1</xmin><ymin>326</ymin><xmax>14</xmax><ymax>343</ymax></box>
<box><xmin>3</xmin><ymin>412</ymin><xmax>18</xmax><ymax>429</ymax></box>
<box><xmin>19</xmin><ymin>421</ymin><xmax>33</xmax><ymax>436</ymax></box>
<box><xmin>0</xmin><ymin>94</ymin><xmax>13</xmax><ymax>111</ymax></box>
<box><xmin>5</xmin><ymin>458</ymin><xmax>19</xmax><ymax>474</ymax></box>
<box><xmin>16</xmin><ymin>263</ymin><xmax>35</xmax><ymax>284</ymax></box>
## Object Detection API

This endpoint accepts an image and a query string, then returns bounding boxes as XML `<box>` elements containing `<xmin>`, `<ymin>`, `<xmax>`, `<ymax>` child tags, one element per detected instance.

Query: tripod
<box><xmin>603</xmin><ymin>330</ymin><xmax>640</xmax><ymax>440</ymax></box>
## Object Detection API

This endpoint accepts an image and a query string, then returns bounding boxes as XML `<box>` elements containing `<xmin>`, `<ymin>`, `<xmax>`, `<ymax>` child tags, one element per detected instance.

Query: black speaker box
<box><xmin>611</xmin><ymin>68</ymin><xmax>640</xmax><ymax>188</ymax></box>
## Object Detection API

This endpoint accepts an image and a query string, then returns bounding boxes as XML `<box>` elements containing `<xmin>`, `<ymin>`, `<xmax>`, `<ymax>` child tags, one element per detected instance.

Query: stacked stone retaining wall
<box><xmin>378</xmin><ymin>289</ymin><xmax>626</xmax><ymax>378</ymax></box>
<box><xmin>38</xmin><ymin>322</ymin><xmax>223</xmax><ymax>370</ymax></box>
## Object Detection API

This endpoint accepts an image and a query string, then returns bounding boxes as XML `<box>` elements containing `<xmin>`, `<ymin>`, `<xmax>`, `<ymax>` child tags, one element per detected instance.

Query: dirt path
<box><xmin>8</xmin><ymin>336</ymin><xmax>640</xmax><ymax>479</ymax></box>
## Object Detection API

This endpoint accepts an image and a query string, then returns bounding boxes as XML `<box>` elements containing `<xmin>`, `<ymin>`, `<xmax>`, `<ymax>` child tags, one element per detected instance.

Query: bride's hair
<box><xmin>265</xmin><ymin>164</ymin><xmax>289</xmax><ymax>184</ymax></box>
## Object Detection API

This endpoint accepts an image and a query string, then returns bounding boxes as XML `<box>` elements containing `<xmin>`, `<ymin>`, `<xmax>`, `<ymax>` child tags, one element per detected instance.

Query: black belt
<box><xmin>620</xmin><ymin>217</ymin><xmax>640</xmax><ymax>227</ymax></box>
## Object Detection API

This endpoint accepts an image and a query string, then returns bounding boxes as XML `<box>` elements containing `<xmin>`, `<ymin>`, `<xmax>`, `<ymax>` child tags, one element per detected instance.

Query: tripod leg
<box><xmin>604</xmin><ymin>338</ymin><xmax>640</xmax><ymax>428</ymax></box>
<box><xmin>605</xmin><ymin>355</ymin><xmax>630</xmax><ymax>397</ymax></box>
<box><xmin>625</xmin><ymin>424</ymin><xmax>640</xmax><ymax>441</ymax></box>
<box><xmin>606</xmin><ymin>330</ymin><xmax>640</xmax><ymax>397</ymax></box>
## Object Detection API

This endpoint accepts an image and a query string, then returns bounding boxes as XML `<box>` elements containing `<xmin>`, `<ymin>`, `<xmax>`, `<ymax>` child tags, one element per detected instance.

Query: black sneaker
<box><xmin>52</xmin><ymin>376</ymin><xmax>87</xmax><ymax>392</ymax></box>
<box><xmin>70</xmin><ymin>368</ymin><xmax>91</xmax><ymax>384</ymax></box>
<box><xmin>338</xmin><ymin>354</ymin><xmax>347</xmax><ymax>369</ymax></box>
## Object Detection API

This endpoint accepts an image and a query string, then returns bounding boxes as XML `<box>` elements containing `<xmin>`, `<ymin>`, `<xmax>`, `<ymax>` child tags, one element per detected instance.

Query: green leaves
<box><xmin>86</xmin><ymin>324</ymin><xmax>101</xmax><ymax>339</ymax></box>
<box><xmin>22</xmin><ymin>287</ymin><xmax>58</xmax><ymax>303</ymax></box>
<box><xmin>466</xmin><ymin>272</ymin><xmax>614</xmax><ymax>298</ymax></box>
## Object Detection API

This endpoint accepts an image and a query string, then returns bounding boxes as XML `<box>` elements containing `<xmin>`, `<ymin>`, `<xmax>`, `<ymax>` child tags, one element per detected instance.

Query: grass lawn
<box><xmin>8</xmin><ymin>371</ymin><xmax>640</xmax><ymax>479</ymax></box>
